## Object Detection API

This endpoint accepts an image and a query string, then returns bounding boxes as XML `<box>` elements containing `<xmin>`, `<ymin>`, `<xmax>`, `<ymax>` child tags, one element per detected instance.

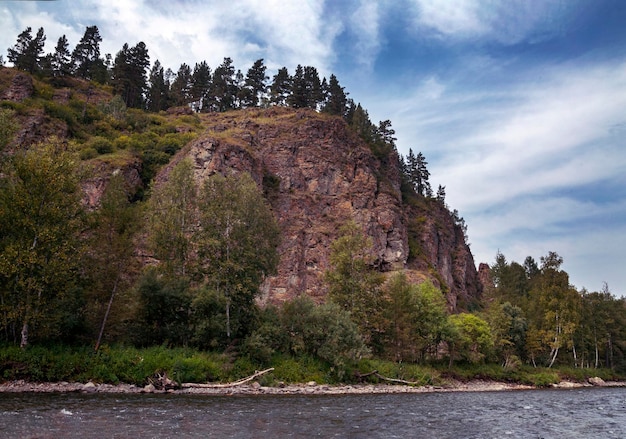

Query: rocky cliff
<box><xmin>158</xmin><ymin>107</ymin><xmax>481</xmax><ymax>310</ymax></box>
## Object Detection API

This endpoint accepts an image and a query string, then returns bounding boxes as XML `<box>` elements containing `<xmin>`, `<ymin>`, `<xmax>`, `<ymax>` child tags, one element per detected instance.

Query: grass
<box><xmin>5</xmin><ymin>344</ymin><xmax>618</xmax><ymax>389</ymax></box>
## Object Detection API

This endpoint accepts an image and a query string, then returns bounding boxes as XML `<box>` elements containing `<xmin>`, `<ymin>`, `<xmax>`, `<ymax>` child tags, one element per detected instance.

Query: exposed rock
<box><xmin>0</xmin><ymin>73</ymin><xmax>34</xmax><ymax>102</ymax></box>
<box><xmin>82</xmin><ymin>382</ymin><xmax>97</xmax><ymax>392</ymax></box>
<box><xmin>158</xmin><ymin>108</ymin><xmax>481</xmax><ymax>309</ymax></box>
<box><xmin>143</xmin><ymin>383</ymin><xmax>156</xmax><ymax>393</ymax></box>
<box><xmin>588</xmin><ymin>376</ymin><xmax>606</xmax><ymax>386</ymax></box>
<box><xmin>81</xmin><ymin>156</ymin><xmax>143</xmax><ymax>209</ymax></box>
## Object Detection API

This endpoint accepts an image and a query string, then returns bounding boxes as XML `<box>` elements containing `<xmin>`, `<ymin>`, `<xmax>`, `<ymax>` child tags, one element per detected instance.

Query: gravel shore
<box><xmin>1</xmin><ymin>378</ymin><xmax>622</xmax><ymax>395</ymax></box>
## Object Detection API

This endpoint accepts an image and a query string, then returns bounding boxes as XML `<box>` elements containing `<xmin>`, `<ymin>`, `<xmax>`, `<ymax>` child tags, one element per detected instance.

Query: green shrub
<box><xmin>88</xmin><ymin>136</ymin><xmax>114</xmax><ymax>154</ymax></box>
<box><xmin>79</xmin><ymin>147</ymin><xmax>98</xmax><ymax>160</ymax></box>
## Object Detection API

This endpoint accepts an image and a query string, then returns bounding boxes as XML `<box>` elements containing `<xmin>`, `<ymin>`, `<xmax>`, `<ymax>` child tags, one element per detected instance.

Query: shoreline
<box><xmin>1</xmin><ymin>378</ymin><xmax>624</xmax><ymax>396</ymax></box>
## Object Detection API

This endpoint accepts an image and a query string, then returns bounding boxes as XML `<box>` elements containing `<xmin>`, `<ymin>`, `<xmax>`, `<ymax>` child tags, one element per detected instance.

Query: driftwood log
<box><xmin>355</xmin><ymin>370</ymin><xmax>421</xmax><ymax>386</ymax></box>
<box><xmin>181</xmin><ymin>368</ymin><xmax>275</xmax><ymax>389</ymax></box>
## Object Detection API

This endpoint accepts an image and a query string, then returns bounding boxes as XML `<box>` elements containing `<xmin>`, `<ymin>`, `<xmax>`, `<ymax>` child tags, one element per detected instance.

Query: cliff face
<box><xmin>160</xmin><ymin>108</ymin><xmax>481</xmax><ymax>310</ymax></box>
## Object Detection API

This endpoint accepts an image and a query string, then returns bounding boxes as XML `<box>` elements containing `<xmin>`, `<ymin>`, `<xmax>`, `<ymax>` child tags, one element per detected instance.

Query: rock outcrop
<box><xmin>159</xmin><ymin>108</ymin><xmax>481</xmax><ymax>309</ymax></box>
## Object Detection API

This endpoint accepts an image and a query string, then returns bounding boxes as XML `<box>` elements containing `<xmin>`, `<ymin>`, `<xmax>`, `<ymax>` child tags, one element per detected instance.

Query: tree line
<box><xmin>4</xmin><ymin>25</ymin><xmax>350</xmax><ymax>117</ymax></box>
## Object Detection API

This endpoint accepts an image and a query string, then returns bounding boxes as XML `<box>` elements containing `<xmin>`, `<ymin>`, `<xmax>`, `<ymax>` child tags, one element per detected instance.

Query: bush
<box><xmin>88</xmin><ymin>136</ymin><xmax>114</xmax><ymax>154</ymax></box>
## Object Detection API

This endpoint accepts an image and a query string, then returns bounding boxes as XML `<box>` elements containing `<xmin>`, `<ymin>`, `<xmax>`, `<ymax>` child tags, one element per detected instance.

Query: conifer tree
<box><xmin>72</xmin><ymin>26</ymin><xmax>104</xmax><ymax>80</ymax></box>
<box><xmin>112</xmin><ymin>42</ymin><xmax>150</xmax><ymax>108</ymax></box>
<box><xmin>7</xmin><ymin>27</ymin><xmax>46</xmax><ymax>74</ymax></box>
<box><xmin>323</xmin><ymin>74</ymin><xmax>347</xmax><ymax>116</ymax></box>
<box><xmin>270</xmin><ymin>67</ymin><xmax>291</xmax><ymax>106</ymax></box>
<box><xmin>208</xmin><ymin>57</ymin><xmax>237</xmax><ymax>112</ymax></box>
<box><xmin>169</xmin><ymin>63</ymin><xmax>193</xmax><ymax>107</ymax></box>
<box><xmin>240</xmin><ymin>58</ymin><xmax>268</xmax><ymax>108</ymax></box>
<box><xmin>190</xmin><ymin>61</ymin><xmax>211</xmax><ymax>111</ymax></box>
<box><xmin>49</xmin><ymin>35</ymin><xmax>72</xmax><ymax>77</ymax></box>
<box><xmin>146</xmin><ymin>60</ymin><xmax>169</xmax><ymax>112</ymax></box>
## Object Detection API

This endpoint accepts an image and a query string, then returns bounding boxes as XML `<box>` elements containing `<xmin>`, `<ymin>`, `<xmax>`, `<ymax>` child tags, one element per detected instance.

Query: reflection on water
<box><xmin>1</xmin><ymin>387</ymin><xmax>625</xmax><ymax>438</ymax></box>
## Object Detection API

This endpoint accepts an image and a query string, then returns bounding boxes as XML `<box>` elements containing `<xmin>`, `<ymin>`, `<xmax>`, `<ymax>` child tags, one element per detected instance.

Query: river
<box><xmin>1</xmin><ymin>387</ymin><xmax>624</xmax><ymax>438</ymax></box>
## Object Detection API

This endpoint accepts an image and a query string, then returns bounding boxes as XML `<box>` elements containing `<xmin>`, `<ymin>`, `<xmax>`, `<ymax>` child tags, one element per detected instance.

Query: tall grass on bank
<box><xmin>1</xmin><ymin>345</ymin><xmax>622</xmax><ymax>387</ymax></box>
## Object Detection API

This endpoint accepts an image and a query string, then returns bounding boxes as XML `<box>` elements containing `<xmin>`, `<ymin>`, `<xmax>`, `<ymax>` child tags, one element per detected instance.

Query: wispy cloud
<box><xmin>348</xmin><ymin>1</ymin><xmax>381</xmax><ymax>70</ymax></box>
<box><xmin>383</xmin><ymin>57</ymin><xmax>626</xmax><ymax>290</ymax></box>
<box><xmin>408</xmin><ymin>0</ymin><xmax>575</xmax><ymax>44</ymax></box>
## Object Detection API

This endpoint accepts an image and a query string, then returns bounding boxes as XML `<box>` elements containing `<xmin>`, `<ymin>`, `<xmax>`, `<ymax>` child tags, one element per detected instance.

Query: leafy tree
<box><xmin>269</xmin><ymin>67</ymin><xmax>291</xmax><ymax>106</ymax></box>
<box><xmin>304</xmin><ymin>66</ymin><xmax>323</xmax><ymax>109</ymax></box>
<box><xmin>382</xmin><ymin>274</ymin><xmax>448</xmax><ymax>362</ymax></box>
<box><xmin>0</xmin><ymin>139</ymin><xmax>84</xmax><ymax>347</ymax></box>
<box><xmin>279</xmin><ymin>295</ymin><xmax>369</xmax><ymax>369</ymax></box>
<box><xmin>240</xmin><ymin>58</ymin><xmax>268</xmax><ymax>108</ymax></box>
<box><xmin>196</xmin><ymin>172</ymin><xmax>280</xmax><ymax>340</ymax></box>
<box><xmin>324</xmin><ymin>221</ymin><xmax>385</xmax><ymax>345</ymax></box>
<box><xmin>447</xmin><ymin>313</ymin><xmax>494</xmax><ymax>365</ymax></box>
<box><xmin>146</xmin><ymin>158</ymin><xmax>197</xmax><ymax>278</ymax></box>
<box><xmin>526</xmin><ymin>252</ymin><xmax>581</xmax><ymax>367</ymax></box>
<box><xmin>349</xmin><ymin>103</ymin><xmax>374</xmax><ymax>143</ymax></box>
<box><xmin>72</xmin><ymin>26</ymin><xmax>106</xmax><ymax>81</ymax></box>
<box><xmin>288</xmin><ymin>65</ymin><xmax>323</xmax><ymax>109</ymax></box>
<box><xmin>482</xmin><ymin>301</ymin><xmax>527</xmax><ymax>367</ymax></box>
<box><xmin>7</xmin><ymin>27</ymin><xmax>46</xmax><ymax>74</ymax></box>
<box><xmin>86</xmin><ymin>173</ymin><xmax>140</xmax><ymax>351</ymax></box>
<box><xmin>133</xmin><ymin>267</ymin><xmax>192</xmax><ymax>346</ymax></box>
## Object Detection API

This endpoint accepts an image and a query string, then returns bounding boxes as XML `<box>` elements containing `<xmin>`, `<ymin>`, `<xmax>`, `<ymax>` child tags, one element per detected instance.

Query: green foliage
<box><xmin>197</xmin><ymin>172</ymin><xmax>280</xmax><ymax>340</ymax></box>
<box><xmin>382</xmin><ymin>275</ymin><xmax>449</xmax><ymax>363</ymax></box>
<box><xmin>0</xmin><ymin>108</ymin><xmax>18</xmax><ymax>151</ymax></box>
<box><xmin>325</xmin><ymin>221</ymin><xmax>385</xmax><ymax>345</ymax></box>
<box><xmin>447</xmin><ymin>313</ymin><xmax>494</xmax><ymax>365</ymax></box>
<box><xmin>0</xmin><ymin>139</ymin><xmax>85</xmax><ymax>347</ymax></box>
<box><xmin>132</xmin><ymin>268</ymin><xmax>192</xmax><ymax>347</ymax></box>
<box><xmin>86</xmin><ymin>135</ymin><xmax>114</xmax><ymax>154</ymax></box>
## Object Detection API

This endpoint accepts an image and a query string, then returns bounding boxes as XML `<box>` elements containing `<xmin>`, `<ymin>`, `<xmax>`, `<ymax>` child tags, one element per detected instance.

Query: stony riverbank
<box><xmin>1</xmin><ymin>377</ymin><xmax>623</xmax><ymax>395</ymax></box>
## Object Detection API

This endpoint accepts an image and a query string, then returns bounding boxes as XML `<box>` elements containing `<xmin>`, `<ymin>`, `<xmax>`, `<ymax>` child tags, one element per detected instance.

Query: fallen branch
<box><xmin>355</xmin><ymin>370</ymin><xmax>421</xmax><ymax>386</ymax></box>
<box><xmin>373</xmin><ymin>373</ymin><xmax>421</xmax><ymax>386</ymax></box>
<box><xmin>181</xmin><ymin>368</ymin><xmax>274</xmax><ymax>388</ymax></box>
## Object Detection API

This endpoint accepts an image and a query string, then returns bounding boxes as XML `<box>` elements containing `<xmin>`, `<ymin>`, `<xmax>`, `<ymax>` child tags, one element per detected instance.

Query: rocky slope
<box><xmin>158</xmin><ymin>107</ymin><xmax>481</xmax><ymax>310</ymax></box>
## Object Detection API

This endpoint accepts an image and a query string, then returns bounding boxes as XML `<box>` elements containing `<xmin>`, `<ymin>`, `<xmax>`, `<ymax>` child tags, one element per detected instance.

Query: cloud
<box><xmin>348</xmin><ymin>1</ymin><xmax>381</xmax><ymax>69</ymax></box>
<box><xmin>378</xmin><ymin>56</ymin><xmax>626</xmax><ymax>293</ymax></box>
<box><xmin>408</xmin><ymin>0</ymin><xmax>574</xmax><ymax>44</ymax></box>
<box><xmin>1</xmin><ymin>0</ymin><xmax>341</xmax><ymax>75</ymax></box>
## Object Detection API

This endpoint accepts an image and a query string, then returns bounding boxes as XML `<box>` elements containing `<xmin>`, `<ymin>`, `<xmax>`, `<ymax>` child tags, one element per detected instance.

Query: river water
<box><xmin>1</xmin><ymin>387</ymin><xmax>625</xmax><ymax>438</ymax></box>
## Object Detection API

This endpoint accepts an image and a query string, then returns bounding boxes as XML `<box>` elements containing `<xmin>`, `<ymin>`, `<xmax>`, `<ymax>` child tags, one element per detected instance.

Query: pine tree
<box><xmin>323</xmin><ymin>74</ymin><xmax>347</xmax><ymax>116</ymax></box>
<box><xmin>208</xmin><ymin>57</ymin><xmax>237</xmax><ymax>112</ymax></box>
<box><xmin>146</xmin><ymin>60</ymin><xmax>169</xmax><ymax>112</ymax></box>
<box><xmin>288</xmin><ymin>64</ymin><xmax>307</xmax><ymax>108</ymax></box>
<box><xmin>190</xmin><ymin>61</ymin><xmax>211</xmax><ymax>111</ymax></box>
<box><xmin>112</xmin><ymin>42</ymin><xmax>150</xmax><ymax>108</ymax></box>
<box><xmin>405</xmin><ymin>149</ymin><xmax>432</xmax><ymax>196</ymax></box>
<box><xmin>240</xmin><ymin>58</ymin><xmax>268</xmax><ymax>108</ymax></box>
<box><xmin>7</xmin><ymin>27</ymin><xmax>46</xmax><ymax>74</ymax></box>
<box><xmin>72</xmin><ymin>26</ymin><xmax>104</xmax><ymax>80</ymax></box>
<box><xmin>270</xmin><ymin>67</ymin><xmax>291</xmax><ymax>106</ymax></box>
<box><xmin>49</xmin><ymin>35</ymin><xmax>72</xmax><ymax>77</ymax></box>
<box><xmin>169</xmin><ymin>63</ymin><xmax>193</xmax><ymax>107</ymax></box>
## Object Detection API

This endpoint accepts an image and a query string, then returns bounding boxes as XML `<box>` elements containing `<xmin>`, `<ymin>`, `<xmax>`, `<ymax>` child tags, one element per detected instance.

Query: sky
<box><xmin>2</xmin><ymin>0</ymin><xmax>626</xmax><ymax>296</ymax></box>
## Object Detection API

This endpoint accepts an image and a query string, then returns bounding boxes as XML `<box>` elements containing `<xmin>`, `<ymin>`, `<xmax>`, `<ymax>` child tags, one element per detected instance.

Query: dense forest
<box><xmin>1</xmin><ymin>25</ymin><xmax>625</xmax><ymax>384</ymax></box>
